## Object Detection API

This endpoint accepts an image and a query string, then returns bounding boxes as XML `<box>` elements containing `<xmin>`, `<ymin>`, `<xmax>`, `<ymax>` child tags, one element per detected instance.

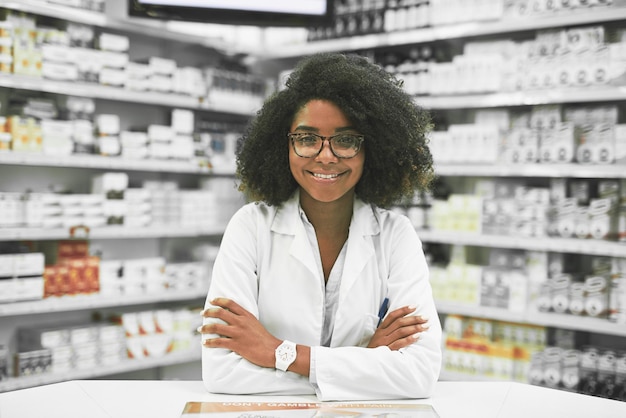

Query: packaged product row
<box><xmin>442</xmin><ymin>314</ymin><xmax>547</xmax><ymax>382</ymax></box>
<box><xmin>0</xmin><ymin>96</ymin><xmax>243</xmax><ymax>172</ymax></box>
<box><xmin>429</xmin><ymin>105</ymin><xmax>626</xmax><ymax>166</ymax></box>
<box><xmin>427</xmin><ymin>244</ymin><xmax>626</xmax><ymax>324</ymax></box>
<box><xmin>0</xmin><ymin>171</ymin><xmax>244</xmax><ymax>230</ymax></box>
<box><xmin>308</xmin><ymin>0</ymin><xmax>619</xmax><ymax>40</ymax></box>
<box><xmin>0</xmin><ymin>238</ymin><xmax>218</xmax><ymax>303</ymax></box>
<box><xmin>529</xmin><ymin>345</ymin><xmax>626</xmax><ymax>401</ymax></box>
<box><xmin>0</xmin><ymin>306</ymin><xmax>200</xmax><ymax>381</ymax></box>
<box><xmin>0</xmin><ymin>10</ymin><xmax>269</xmax><ymax>110</ymax></box>
<box><xmin>442</xmin><ymin>314</ymin><xmax>626</xmax><ymax>401</ymax></box>
<box><xmin>378</xmin><ymin>24</ymin><xmax>626</xmax><ymax>95</ymax></box>
<box><xmin>396</xmin><ymin>177</ymin><xmax>626</xmax><ymax>242</ymax></box>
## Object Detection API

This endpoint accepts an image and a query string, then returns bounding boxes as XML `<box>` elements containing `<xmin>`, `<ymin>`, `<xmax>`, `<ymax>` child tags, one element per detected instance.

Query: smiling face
<box><xmin>289</xmin><ymin>99</ymin><xmax>365</xmax><ymax>207</ymax></box>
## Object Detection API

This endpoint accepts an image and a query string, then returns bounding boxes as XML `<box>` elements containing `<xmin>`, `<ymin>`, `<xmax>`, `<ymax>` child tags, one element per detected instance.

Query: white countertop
<box><xmin>0</xmin><ymin>380</ymin><xmax>624</xmax><ymax>418</ymax></box>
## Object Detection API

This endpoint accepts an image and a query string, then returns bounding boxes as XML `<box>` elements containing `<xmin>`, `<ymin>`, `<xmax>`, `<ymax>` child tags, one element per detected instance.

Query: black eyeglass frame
<box><xmin>287</xmin><ymin>132</ymin><xmax>365</xmax><ymax>159</ymax></box>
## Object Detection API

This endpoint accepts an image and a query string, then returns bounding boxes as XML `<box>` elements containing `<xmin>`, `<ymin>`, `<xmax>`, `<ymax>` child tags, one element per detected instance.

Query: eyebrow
<box><xmin>293</xmin><ymin>125</ymin><xmax>357</xmax><ymax>133</ymax></box>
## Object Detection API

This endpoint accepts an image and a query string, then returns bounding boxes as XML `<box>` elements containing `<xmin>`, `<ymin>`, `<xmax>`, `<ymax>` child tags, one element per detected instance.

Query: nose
<box><xmin>315</xmin><ymin>138</ymin><xmax>338</xmax><ymax>161</ymax></box>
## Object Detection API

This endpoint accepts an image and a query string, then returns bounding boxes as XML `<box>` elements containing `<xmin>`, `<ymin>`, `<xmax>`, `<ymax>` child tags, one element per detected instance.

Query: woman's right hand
<box><xmin>366</xmin><ymin>305</ymin><xmax>429</xmax><ymax>351</ymax></box>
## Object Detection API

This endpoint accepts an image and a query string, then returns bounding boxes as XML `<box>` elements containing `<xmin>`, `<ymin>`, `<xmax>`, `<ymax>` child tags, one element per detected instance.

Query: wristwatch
<box><xmin>275</xmin><ymin>340</ymin><xmax>297</xmax><ymax>372</ymax></box>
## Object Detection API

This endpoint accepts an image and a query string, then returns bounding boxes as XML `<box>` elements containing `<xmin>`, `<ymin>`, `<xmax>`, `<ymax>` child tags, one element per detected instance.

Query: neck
<box><xmin>299</xmin><ymin>190</ymin><xmax>354</xmax><ymax>235</ymax></box>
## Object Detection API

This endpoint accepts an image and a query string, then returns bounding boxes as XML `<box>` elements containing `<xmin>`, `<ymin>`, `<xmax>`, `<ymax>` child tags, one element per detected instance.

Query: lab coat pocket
<box><xmin>357</xmin><ymin>313</ymin><xmax>379</xmax><ymax>347</ymax></box>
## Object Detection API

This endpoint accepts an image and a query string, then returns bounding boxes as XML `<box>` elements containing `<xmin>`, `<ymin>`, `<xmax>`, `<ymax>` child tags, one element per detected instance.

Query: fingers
<box><xmin>376</xmin><ymin>305</ymin><xmax>431</xmax><ymax>351</ymax></box>
<box><xmin>379</xmin><ymin>305</ymin><xmax>429</xmax><ymax>331</ymax></box>
<box><xmin>197</xmin><ymin>298</ymin><xmax>242</xmax><ymax>336</ymax></box>
<box><xmin>387</xmin><ymin>333</ymin><xmax>420</xmax><ymax>351</ymax></box>
<box><xmin>204</xmin><ymin>297</ymin><xmax>247</xmax><ymax>316</ymax></box>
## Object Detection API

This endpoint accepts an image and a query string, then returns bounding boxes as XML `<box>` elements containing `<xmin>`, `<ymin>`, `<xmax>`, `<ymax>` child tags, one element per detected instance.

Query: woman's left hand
<box><xmin>199</xmin><ymin>297</ymin><xmax>281</xmax><ymax>368</ymax></box>
<box><xmin>367</xmin><ymin>305</ymin><xmax>429</xmax><ymax>350</ymax></box>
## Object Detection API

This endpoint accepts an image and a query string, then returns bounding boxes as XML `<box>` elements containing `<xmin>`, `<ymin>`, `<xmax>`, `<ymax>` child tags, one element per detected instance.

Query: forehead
<box><xmin>291</xmin><ymin>100</ymin><xmax>349</xmax><ymax>128</ymax></box>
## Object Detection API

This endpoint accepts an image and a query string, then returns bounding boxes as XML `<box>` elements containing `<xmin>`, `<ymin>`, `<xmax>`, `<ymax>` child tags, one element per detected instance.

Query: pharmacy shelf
<box><xmin>0</xmin><ymin>225</ymin><xmax>226</xmax><ymax>241</ymax></box>
<box><xmin>0</xmin><ymin>74</ymin><xmax>257</xmax><ymax>116</ymax></box>
<box><xmin>436</xmin><ymin>302</ymin><xmax>626</xmax><ymax>337</ymax></box>
<box><xmin>417</xmin><ymin>230</ymin><xmax>626</xmax><ymax>257</ymax></box>
<box><xmin>417</xmin><ymin>85</ymin><xmax>626</xmax><ymax>110</ymax></box>
<box><xmin>260</xmin><ymin>7</ymin><xmax>626</xmax><ymax>59</ymax></box>
<box><xmin>0</xmin><ymin>289</ymin><xmax>206</xmax><ymax>317</ymax></box>
<box><xmin>0</xmin><ymin>0</ymin><xmax>243</xmax><ymax>54</ymax></box>
<box><xmin>434</xmin><ymin>163</ymin><xmax>626</xmax><ymax>179</ymax></box>
<box><xmin>0</xmin><ymin>152</ymin><xmax>215</xmax><ymax>174</ymax></box>
<box><xmin>0</xmin><ymin>346</ymin><xmax>201</xmax><ymax>393</ymax></box>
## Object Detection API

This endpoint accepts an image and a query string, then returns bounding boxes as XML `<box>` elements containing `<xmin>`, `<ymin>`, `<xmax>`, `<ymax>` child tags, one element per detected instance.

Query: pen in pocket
<box><xmin>377</xmin><ymin>297</ymin><xmax>389</xmax><ymax>327</ymax></box>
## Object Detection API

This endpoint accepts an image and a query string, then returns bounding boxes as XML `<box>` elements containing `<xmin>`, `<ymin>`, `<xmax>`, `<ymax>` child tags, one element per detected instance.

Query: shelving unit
<box><xmin>253</xmin><ymin>1</ymin><xmax>626</xmax><ymax>396</ymax></box>
<box><xmin>3</xmin><ymin>0</ymin><xmax>626</xmax><ymax>398</ymax></box>
<box><xmin>0</xmin><ymin>0</ymin><xmax>252</xmax><ymax>391</ymax></box>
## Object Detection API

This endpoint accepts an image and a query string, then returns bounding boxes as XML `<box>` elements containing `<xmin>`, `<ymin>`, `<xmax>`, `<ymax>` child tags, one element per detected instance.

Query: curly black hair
<box><xmin>236</xmin><ymin>52</ymin><xmax>434</xmax><ymax>208</ymax></box>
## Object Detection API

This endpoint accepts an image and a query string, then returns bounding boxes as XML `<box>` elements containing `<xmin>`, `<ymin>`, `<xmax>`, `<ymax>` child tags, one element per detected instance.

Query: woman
<box><xmin>199</xmin><ymin>53</ymin><xmax>442</xmax><ymax>401</ymax></box>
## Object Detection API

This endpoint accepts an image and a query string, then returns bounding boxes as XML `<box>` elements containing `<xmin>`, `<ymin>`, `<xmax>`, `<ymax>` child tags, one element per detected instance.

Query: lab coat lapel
<box><xmin>271</xmin><ymin>191</ymin><xmax>319</xmax><ymax>278</ymax></box>
<box><xmin>339</xmin><ymin>198</ymin><xmax>378</xmax><ymax>300</ymax></box>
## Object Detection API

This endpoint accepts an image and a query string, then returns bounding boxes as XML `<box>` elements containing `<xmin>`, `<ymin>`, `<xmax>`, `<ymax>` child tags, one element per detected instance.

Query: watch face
<box><xmin>278</xmin><ymin>345</ymin><xmax>296</xmax><ymax>361</ymax></box>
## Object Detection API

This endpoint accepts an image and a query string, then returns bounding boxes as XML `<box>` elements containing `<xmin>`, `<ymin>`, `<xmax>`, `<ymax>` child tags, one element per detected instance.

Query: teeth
<box><xmin>313</xmin><ymin>173</ymin><xmax>339</xmax><ymax>179</ymax></box>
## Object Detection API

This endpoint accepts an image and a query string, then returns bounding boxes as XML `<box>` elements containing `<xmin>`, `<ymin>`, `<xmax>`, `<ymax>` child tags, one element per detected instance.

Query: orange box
<box><xmin>43</xmin><ymin>266</ymin><xmax>59</xmax><ymax>298</ymax></box>
<box><xmin>84</xmin><ymin>256</ymin><xmax>100</xmax><ymax>294</ymax></box>
<box><xmin>44</xmin><ymin>264</ymin><xmax>70</xmax><ymax>297</ymax></box>
<box><xmin>65</xmin><ymin>257</ymin><xmax>86</xmax><ymax>295</ymax></box>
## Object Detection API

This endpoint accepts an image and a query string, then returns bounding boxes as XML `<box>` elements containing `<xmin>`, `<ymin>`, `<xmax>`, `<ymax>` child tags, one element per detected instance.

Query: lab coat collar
<box><xmin>271</xmin><ymin>190</ymin><xmax>379</xmax><ymax>294</ymax></box>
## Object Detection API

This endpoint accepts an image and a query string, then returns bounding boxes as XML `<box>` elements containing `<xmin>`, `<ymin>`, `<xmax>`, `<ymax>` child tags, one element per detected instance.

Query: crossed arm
<box><xmin>198</xmin><ymin>297</ymin><xmax>430</xmax><ymax>375</ymax></box>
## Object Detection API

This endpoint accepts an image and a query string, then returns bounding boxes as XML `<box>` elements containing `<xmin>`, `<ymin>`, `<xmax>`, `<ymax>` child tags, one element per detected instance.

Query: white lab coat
<box><xmin>202</xmin><ymin>191</ymin><xmax>442</xmax><ymax>401</ymax></box>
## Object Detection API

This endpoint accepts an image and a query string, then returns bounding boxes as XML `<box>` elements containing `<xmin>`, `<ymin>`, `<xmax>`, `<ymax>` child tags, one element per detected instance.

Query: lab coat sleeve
<box><xmin>201</xmin><ymin>204</ymin><xmax>315</xmax><ymax>395</ymax></box>
<box><xmin>313</xmin><ymin>215</ymin><xmax>442</xmax><ymax>401</ymax></box>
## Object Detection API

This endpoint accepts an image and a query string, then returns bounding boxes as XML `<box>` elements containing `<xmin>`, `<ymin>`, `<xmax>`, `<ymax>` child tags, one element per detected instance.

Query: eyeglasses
<box><xmin>288</xmin><ymin>132</ymin><xmax>364</xmax><ymax>159</ymax></box>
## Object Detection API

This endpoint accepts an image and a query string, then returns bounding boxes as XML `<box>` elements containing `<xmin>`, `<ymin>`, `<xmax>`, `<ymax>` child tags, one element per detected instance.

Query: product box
<box><xmin>147</xmin><ymin>56</ymin><xmax>176</xmax><ymax>75</ymax></box>
<box><xmin>597</xmin><ymin>350</ymin><xmax>618</xmax><ymax>398</ymax></box>
<box><xmin>99</xmin><ymin>67</ymin><xmax>126</xmax><ymax>87</ymax></box>
<box><xmin>584</xmin><ymin>275</ymin><xmax>610</xmax><ymax>317</ymax></box>
<box><xmin>92</xmin><ymin>172</ymin><xmax>129</xmax><ymax>199</ymax></box>
<box><xmin>95</xmin><ymin>114</ymin><xmax>120</xmax><ymax>136</ymax></box>
<box><xmin>13</xmin><ymin>276</ymin><xmax>44</xmax><ymax>302</ymax></box>
<box><xmin>615</xmin><ymin>351</ymin><xmax>626</xmax><ymax>401</ymax></box>
<box><xmin>589</xmin><ymin>198</ymin><xmax>617</xmax><ymax>240</ymax></box>
<box><xmin>43</xmin><ymin>264</ymin><xmax>70</xmax><ymax>297</ymax></box>
<box><xmin>171</xmin><ymin>109</ymin><xmax>194</xmax><ymax>135</ymax></box>
<box><xmin>14</xmin><ymin>349</ymin><xmax>52</xmax><ymax>377</ymax></box>
<box><xmin>539</xmin><ymin>122</ymin><xmax>575</xmax><ymax>163</ymax></box>
<box><xmin>49</xmin><ymin>345</ymin><xmax>73</xmax><ymax>374</ymax></box>
<box><xmin>97</xmin><ymin>33</ymin><xmax>129</xmax><ymax>52</ymax></box>
<box><xmin>73</xmin><ymin>341</ymin><xmax>99</xmax><ymax>370</ymax></box>
<box><xmin>99</xmin><ymin>340</ymin><xmax>125</xmax><ymax>366</ymax></box>
<box><xmin>98</xmin><ymin>260</ymin><xmax>124</xmax><ymax>296</ymax></box>
<box><xmin>609</xmin><ymin>265</ymin><xmax>626</xmax><ymax>324</ymax></box>
<box><xmin>0</xmin><ymin>344</ymin><xmax>8</xmax><ymax>381</ymax></box>
<box><xmin>18</xmin><ymin>326</ymin><xmax>71</xmax><ymax>350</ymax></box>
<box><xmin>576</xmin><ymin>123</ymin><xmax>615</xmax><ymax>164</ymax></box>
<box><xmin>561</xmin><ymin>349</ymin><xmax>582</xmax><ymax>393</ymax></box>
